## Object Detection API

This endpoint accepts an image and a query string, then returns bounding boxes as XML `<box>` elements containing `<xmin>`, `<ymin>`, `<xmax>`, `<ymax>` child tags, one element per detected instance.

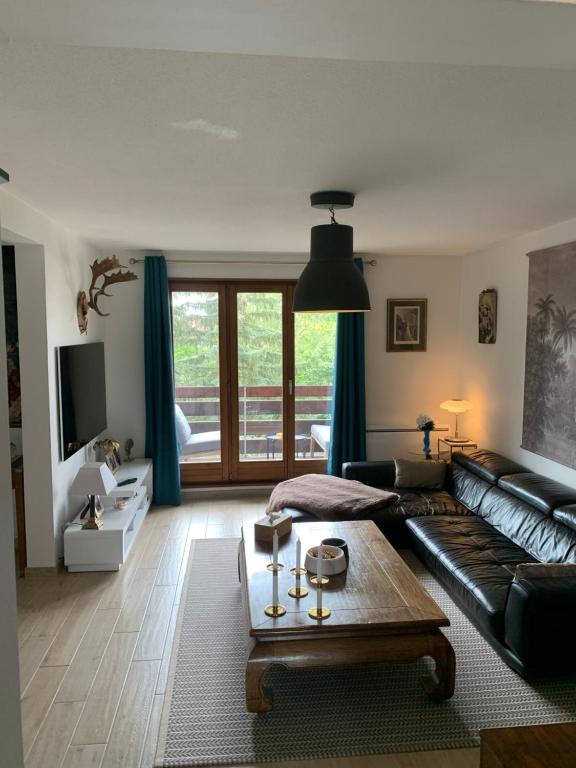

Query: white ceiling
<box><xmin>2</xmin><ymin>2</ymin><xmax>576</xmax><ymax>255</ymax></box>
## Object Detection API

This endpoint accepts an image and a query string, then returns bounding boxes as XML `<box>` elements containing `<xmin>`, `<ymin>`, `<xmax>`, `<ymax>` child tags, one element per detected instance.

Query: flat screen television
<box><xmin>58</xmin><ymin>342</ymin><xmax>107</xmax><ymax>460</ymax></box>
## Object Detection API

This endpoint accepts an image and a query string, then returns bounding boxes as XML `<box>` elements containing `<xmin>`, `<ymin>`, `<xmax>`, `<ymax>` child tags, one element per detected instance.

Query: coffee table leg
<box><xmin>246</xmin><ymin>654</ymin><xmax>274</xmax><ymax>713</ymax></box>
<box><xmin>422</xmin><ymin>632</ymin><xmax>456</xmax><ymax>701</ymax></box>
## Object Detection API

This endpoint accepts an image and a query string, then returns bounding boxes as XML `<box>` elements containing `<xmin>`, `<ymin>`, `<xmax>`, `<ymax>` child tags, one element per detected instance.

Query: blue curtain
<box><xmin>327</xmin><ymin>257</ymin><xmax>367</xmax><ymax>476</ymax></box>
<box><xmin>144</xmin><ymin>255</ymin><xmax>181</xmax><ymax>505</ymax></box>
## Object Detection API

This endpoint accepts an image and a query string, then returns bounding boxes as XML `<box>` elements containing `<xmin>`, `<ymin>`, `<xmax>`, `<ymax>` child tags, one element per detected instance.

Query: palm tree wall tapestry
<box><xmin>522</xmin><ymin>241</ymin><xmax>576</xmax><ymax>468</ymax></box>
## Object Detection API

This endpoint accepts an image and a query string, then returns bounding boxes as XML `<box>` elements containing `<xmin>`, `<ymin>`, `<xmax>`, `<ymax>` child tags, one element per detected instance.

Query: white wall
<box><xmin>1</xmin><ymin>189</ymin><xmax>104</xmax><ymax>566</ymax></box>
<box><xmin>0</xmin><ymin>204</ymin><xmax>24</xmax><ymax>766</ymax></box>
<box><xmin>459</xmin><ymin>215</ymin><xmax>576</xmax><ymax>487</ymax></box>
<box><xmin>365</xmin><ymin>255</ymin><xmax>460</xmax><ymax>457</ymax></box>
<box><xmin>105</xmin><ymin>250</ymin><xmax>461</xmax><ymax>462</ymax></box>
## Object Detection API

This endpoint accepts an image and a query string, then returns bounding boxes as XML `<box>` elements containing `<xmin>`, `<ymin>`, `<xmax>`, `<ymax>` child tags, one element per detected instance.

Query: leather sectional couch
<box><xmin>336</xmin><ymin>450</ymin><xmax>576</xmax><ymax>678</ymax></box>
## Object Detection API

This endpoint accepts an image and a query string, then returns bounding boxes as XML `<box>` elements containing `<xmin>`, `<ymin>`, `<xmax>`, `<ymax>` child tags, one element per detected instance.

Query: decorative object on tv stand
<box><xmin>77</xmin><ymin>255</ymin><xmax>138</xmax><ymax>334</ymax></box>
<box><xmin>440</xmin><ymin>399</ymin><xmax>473</xmax><ymax>443</ymax></box>
<box><xmin>124</xmin><ymin>438</ymin><xmax>134</xmax><ymax>462</ymax></box>
<box><xmin>479</xmin><ymin>289</ymin><xmax>497</xmax><ymax>344</ymax></box>
<box><xmin>293</xmin><ymin>191</ymin><xmax>370</xmax><ymax>313</ymax></box>
<box><xmin>265</xmin><ymin>531</ymin><xmax>286</xmax><ymax>618</ymax></box>
<box><xmin>416</xmin><ymin>413</ymin><xmax>435</xmax><ymax>459</ymax></box>
<box><xmin>70</xmin><ymin>462</ymin><xmax>117</xmax><ymax>530</ymax></box>
<box><xmin>95</xmin><ymin>438</ymin><xmax>121</xmax><ymax>461</ymax></box>
<box><xmin>387</xmin><ymin>298</ymin><xmax>427</xmax><ymax>352</ymax></box>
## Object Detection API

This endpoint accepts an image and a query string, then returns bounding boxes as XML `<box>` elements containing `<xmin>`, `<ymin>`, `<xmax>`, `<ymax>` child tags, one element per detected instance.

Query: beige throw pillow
<box><xmin>394</xmin><ymin>458</ymin><xmax>447</xmax><ymax>490</ymax></box>
<box><xmin>514</xmin><ymin>562</ymin><xmax>576</xmax><ymax>581</ymax></box>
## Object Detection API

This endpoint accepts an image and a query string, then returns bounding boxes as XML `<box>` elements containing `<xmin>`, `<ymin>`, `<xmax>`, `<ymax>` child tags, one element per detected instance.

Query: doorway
<box><xmin>170</xmin><ymin>279</ymin><xmax>337</xmax><ymax>485</ymax></box>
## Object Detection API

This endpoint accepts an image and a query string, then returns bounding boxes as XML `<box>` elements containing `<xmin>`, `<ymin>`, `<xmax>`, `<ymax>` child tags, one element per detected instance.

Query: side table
<box><xmin>266</xmin><ymin>433</ymin><xmax>307</xmax><ymax>460</ymax></box>
<box><xmin>437</xmin><ymin>438</ymin><xmax>478</xmax><ymax>460</ymax></box>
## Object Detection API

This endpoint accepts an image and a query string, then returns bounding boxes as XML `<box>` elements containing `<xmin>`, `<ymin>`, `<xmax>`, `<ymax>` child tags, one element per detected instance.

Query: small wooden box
<box><xmin>254</xmin><ymin>513</ymin><xmax>292</xmax><ymax>542</ymax></box>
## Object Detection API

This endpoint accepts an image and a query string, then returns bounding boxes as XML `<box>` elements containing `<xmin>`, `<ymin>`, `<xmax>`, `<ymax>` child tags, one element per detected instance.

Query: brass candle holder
<box><xmin>310</xmin><ymin>574</ymin><xmax>329</xmax><ymax>586</ymax></box>
<box><xmin>288</xmin><ymin>566</ymin><xmax>309</xmax><ymax>598</ymax></box>
<box><xmin>308</xmin><ymin>606</ymin><xmax>331</xmax><ymax>620</ymax></box>
<box><xmin>265</xmin><ymin>560</ymin><xmax>286</xmax><ymax>617</ymax></box>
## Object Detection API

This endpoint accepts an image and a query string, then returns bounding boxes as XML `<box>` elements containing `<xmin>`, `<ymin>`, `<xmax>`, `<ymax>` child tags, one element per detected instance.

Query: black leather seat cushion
<box><xmin>452</xmin><ymin>449</ymin><xmax>526</xmax><ymax>484</ymax></box>
<box><xmin>498</xmin><ymin>473</ymin><xmax>576</xmax><ymax>515</ymax></box>
<box><xmin>407</xmin><ymin>516</ymin><xmax>537</xmax><ymax>641</ymax></box>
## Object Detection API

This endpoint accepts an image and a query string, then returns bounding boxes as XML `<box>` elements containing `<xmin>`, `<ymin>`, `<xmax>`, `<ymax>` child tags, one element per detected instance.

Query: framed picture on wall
<box><xmin>386</xmin><ymin>298</ymin><xmax>427</xmax><ymax>352</ymax></box>
<box><xmin>478</xmin><ymin>289</ymin><xmax>497</xmax><ymax>344</ymax></box>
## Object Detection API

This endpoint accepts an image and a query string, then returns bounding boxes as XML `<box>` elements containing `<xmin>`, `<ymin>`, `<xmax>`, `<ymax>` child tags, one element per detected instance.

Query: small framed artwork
<box><xmin>386</xmin><ymin>298</ymin><xmax>427</xmax><ymax>352</ymax></box>
<box><xmin>478</xmin><ymin>289</ymin><xmax>497</xmax><ymax>344</ymax></box>
<box><xmin>104</xmin><ymin>449</ymin><xmax>119</xmax><ymax>474</ymax></box>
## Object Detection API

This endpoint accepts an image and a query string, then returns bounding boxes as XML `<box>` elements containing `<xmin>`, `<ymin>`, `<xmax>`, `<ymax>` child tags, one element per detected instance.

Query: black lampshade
<box><xmin>293</xmin><ymin>223</ymin><xmax>371</xmax><ymax>312</ymax></box>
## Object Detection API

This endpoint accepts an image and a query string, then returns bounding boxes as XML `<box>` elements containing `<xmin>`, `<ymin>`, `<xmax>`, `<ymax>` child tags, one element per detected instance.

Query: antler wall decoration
<box><xmin>77</xmin><ymin>255</ymin><xmax>138</xmax><ymax>334</ymax></box>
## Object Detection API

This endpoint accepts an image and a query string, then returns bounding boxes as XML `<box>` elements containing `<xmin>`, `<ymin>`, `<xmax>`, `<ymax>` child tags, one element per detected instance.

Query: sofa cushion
<box><xmin>498</xmin><ymin>473</ymin><xmax>576</xmax><ymax>515</ymax></box>
<box><xmin>553</xmin><ymin>504</ymin><xmax>576</xmax><ymax>533</ymax></box>
<box><xmin>478</xmin><ymin>486</ymin><xmax>576</xmax><ymax>563</ymax></box>
<box><xmin>407</xmin><ymin>516</ymin><xmax>537</xmax><ymax>640</ymax></box>
<box><xmin>446</xmin><ymin>464</ymin><xmax>492</xmax><ymax>513</ymax></box>
<box><xmin>452</xmin><ymin>449</ymin><xmax>526</xmax><ymax>484</ymax></box>
<box><xmin>174</xmin><ymin>403</ymin><xmax>192</xmax><ymax>447</ymax></box>
<box><xmin>394</xmin><ymin>458</ymin><xmax>446</xmax><ymax>489</ymax></box>
<box><xmin>342</xmin><ymin>461</ymin><xmax>396</xmax><ymax>490</ymax></box>
<box><xmin>392</xmin><ymin>489</ymin><xmax>470</xmax><ymax>520</ymax></box>
<box><xmin>514</xmin><ymin>562</ymin><xmax>576</xmax><ymax>581</ymax></box>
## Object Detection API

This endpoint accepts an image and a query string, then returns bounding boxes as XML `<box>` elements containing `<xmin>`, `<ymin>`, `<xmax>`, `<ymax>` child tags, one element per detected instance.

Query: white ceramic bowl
<box><xmin>304</xmin><ymin>545</ymin><xmax>347</xmax><ymax>576</ymax></box>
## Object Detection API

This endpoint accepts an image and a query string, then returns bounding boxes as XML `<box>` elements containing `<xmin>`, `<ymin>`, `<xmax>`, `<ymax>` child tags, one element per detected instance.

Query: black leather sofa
<box><xmin>338</xmin><ymin>450</ymin><xmax>576</xmax><ymax>678</ymax></box>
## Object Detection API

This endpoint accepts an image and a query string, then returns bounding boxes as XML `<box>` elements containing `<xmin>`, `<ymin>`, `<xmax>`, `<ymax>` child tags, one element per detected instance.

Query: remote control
<box><xmin>117</xmin><ymin>477</ymin><xmax>137</xmax><ymax>486</ymax></box>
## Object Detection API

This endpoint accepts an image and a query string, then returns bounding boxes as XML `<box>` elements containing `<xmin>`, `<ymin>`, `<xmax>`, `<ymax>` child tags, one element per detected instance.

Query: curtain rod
<box><xmin>128</xmin><ymin>257</ymin><xmax>377</xmax><ymax>266</ymax></box>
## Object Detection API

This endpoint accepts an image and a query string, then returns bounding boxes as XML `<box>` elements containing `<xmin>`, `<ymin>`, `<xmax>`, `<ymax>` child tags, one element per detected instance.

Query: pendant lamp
<box><xmin>293</xmin><ymin>191</ymin><xmax>371</xmax><ymax>313</ymax></box>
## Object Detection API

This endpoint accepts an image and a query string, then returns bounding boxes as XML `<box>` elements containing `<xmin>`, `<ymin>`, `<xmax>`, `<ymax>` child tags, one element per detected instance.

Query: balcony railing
<box><xmin>175</xmin><ymin>384</ymin><xmax>332</xmax><ymax>459</ymax></box>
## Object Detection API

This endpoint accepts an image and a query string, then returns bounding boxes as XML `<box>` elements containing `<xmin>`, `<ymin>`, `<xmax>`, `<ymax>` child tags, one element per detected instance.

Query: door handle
<box><xmin>288</xmin><ymin>379</ymin><xmax>293</xmax><ymax>396</ymax></box>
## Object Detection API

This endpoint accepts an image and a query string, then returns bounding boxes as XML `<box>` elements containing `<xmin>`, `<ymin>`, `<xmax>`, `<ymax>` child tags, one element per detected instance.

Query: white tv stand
<box><xmin>64</xmin><ymin>459</ymin><xmax>153</xmax><ymax>572</ymax></box>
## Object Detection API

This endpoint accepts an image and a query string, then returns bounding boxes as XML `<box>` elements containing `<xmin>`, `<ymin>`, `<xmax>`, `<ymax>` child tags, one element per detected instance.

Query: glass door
<box><xmin>171</xmin><ymin>282</ymin><xmax>229</xmax><ymax>484</ymax></box>
<box><xmin>170</xmin><ymin>279</ymin><xmax>335</xmax><ymax>485</ymax></box>
<box><xmin>229</xmin><ymin>285</ymin><xmax>292</xmax><ymax>482</ymax></box>
<box><xmin>293</xmin><ymin>308</ymin><xmax>337</xmax><ymax>471</ymax></box>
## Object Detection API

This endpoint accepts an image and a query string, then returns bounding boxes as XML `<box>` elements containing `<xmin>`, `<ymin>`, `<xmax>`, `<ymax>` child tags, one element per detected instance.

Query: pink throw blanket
<box><xmin>266</xmin><ymin>474</ymin><xmax>398</xmax><ymax>521</ymax></box>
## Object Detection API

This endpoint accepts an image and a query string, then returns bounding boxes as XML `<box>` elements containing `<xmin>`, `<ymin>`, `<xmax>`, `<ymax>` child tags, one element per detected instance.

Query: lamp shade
<box><xmin>70</xmin><ymin>462</ymin><xmax>117</xmax><ymax>496</ymax></box>
<box><xmin>293</xmin><ymin>224</ymin><xmax>371</xmax><ymax>313</ymax></box>
<box><xmin>440</xmin><ymin>399</ymin><xmax>473</xmax><ymax>414</ymax></box>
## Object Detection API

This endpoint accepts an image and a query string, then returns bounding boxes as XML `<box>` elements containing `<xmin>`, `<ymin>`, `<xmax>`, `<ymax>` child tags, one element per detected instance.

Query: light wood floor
<box><xmin>17</xmin><ymin>491</ymin><xmax>479</xmax><ymax>768</ymax></box>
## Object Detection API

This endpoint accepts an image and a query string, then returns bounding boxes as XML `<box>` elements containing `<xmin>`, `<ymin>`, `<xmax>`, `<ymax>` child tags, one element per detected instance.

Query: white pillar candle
<box><xmin>273</xmin><ymin>531</ymin><xmax>278</xmax><ymax>567</ymax></box>
<box><xmin>296</xmin><ymin>537</ymin><xmax>301</xmax><ymax>571</ymax></box>
<box><xmin>316</xmin><ymin>543</ymin><xmax>323</xmax><ymax>613</ymax></box>
<box><xmin>273</xmin><ymin>567</ymin><xmax>278</xmax><ymax>607</ymax></box>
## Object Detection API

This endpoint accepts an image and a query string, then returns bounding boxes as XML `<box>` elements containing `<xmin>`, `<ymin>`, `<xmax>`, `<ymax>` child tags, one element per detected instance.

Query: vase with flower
<box><xmin>416</xmin><ymin>413</ymin><xmax>435</xmax><ymax>459</ymax></box>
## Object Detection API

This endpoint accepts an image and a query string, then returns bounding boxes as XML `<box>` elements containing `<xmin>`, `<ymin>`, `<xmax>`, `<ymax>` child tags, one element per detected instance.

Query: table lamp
<box><xmin>70</xmin><ymin>462</ymin><xmax>117</xmax><ymax>530</ymax></box>
<box><xmin>440</xmin><ymin>399</ymin><xmax>473</xmax><ymax>443</ymax></box>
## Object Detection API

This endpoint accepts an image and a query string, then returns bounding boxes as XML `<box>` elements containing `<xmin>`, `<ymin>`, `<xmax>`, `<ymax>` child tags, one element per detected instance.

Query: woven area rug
<box><xmin>156</xmin><ymin>538</ymin><xmax>576</xmax><ymax>766</ymax></box>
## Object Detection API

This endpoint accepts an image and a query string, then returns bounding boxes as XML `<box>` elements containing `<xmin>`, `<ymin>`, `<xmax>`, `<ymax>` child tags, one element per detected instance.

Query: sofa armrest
<box><xmin>342</xmin><ymin>461</ymin><xmax>396</xmax><ymax>489</ymax></box>
<box><xmin>504</xmin><ymin>576</ymin><xmax>576</xmax><ymax>673</ymax></box>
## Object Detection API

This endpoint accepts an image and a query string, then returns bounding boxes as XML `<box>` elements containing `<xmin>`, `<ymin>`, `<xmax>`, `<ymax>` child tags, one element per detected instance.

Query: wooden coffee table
<box><xmin>239</xmin><ymin>519</ymin><xmax>455</xmax><ymax>713</ymax></box>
